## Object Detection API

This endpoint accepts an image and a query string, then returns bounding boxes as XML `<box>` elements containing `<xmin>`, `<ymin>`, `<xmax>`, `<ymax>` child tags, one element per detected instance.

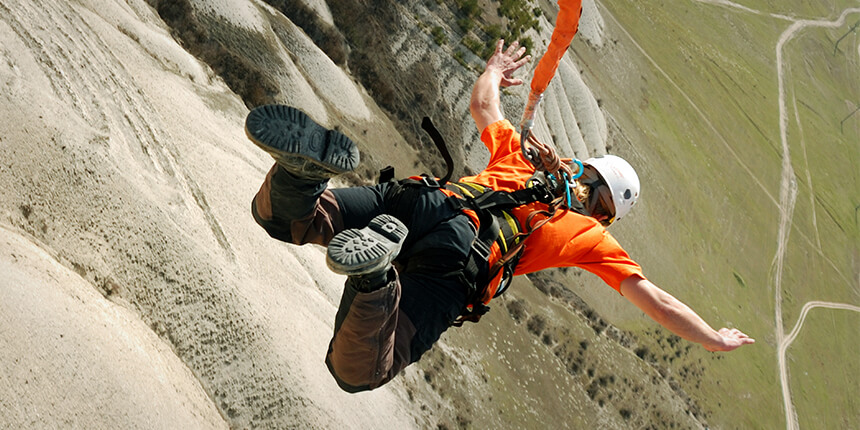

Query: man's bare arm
<box><xmin>620</xmin><ymin>276</ymin><xmax>755</xmax><ymax>352</ymax></box>
<box><xmin>470</xmin><ymin>40</ymin><xmax>531</xmax><ymax>133</ymax></box>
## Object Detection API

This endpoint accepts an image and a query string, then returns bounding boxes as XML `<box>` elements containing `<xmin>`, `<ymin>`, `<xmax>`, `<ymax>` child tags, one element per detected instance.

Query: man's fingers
<box><xmin>722</xmin><ymin>328</ymin><xmax>755</xmax><ymax>342</ymax></box>
<box><xmin>730</xmin><ymin>328</ymin><xmax>749</xmax><ymax>338</ymax></box>
<box><xmin>495</xmin><ymin>39</ymin><xmax>505</xmax><ymax>53</ymax></box>
<box><xmin>516</xmin><ymin>46</ymin><xmax>527</xmax><ymax>58</ymax></box>
<box><xmin>710</xmin><ymin>327</ymin><xmax>755</xmax><ymax>351</ymax></box>
<box><xmin>500</xmin><ymin>78</ymin><xmax>523</xmax><ymax>88</ymax></box>
<box><xmin>505</xmin><ymin>40</ymin><xmax>519</xmax><ymax>56</ymax></box>
<box><xmin>514</xmin><ymin>55</ymin><xmax>531</xmax><ymax>69</ymax></box>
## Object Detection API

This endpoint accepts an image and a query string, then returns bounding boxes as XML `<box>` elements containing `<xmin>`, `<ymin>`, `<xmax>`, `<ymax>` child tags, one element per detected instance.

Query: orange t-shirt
<box><xmin>457</xmin><ymin>119</ymin><xmax>644</xmax><ymax>294</ymax></box>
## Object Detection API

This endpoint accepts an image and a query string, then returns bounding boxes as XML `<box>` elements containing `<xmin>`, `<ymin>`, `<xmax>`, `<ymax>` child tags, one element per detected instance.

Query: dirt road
<box><xmin>772</xmin><ymin>7</ymin><xmax>860</xmax><ymax>430</ymax></box>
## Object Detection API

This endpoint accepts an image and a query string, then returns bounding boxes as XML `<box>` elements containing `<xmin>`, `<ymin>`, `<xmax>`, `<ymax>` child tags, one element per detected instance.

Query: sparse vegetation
<box><xmin>497</xmin><ymin>0</ymin><xmax>541</xmax><ymax>39</ymax></box>
<box><xmin>452</xmin><ymin>50</ymin><xmax>467</xmax><ymax>67</ymax></box>
<box><xmin>456</xmin><ymin>17</ymin><xmax>474</xmax><ymax>32</ymax></box>
<box><xmin>462</xmin><ymin>35</ymin><xmax>484</xmax><ymax>57</ymax></box>
<box><xmin>504</xmin><ymin>297</ymin><xmax>528</xmax><ymax>322</ymax></box>
<box><xmin>151</xmin><ymin>0</ymin><xmax>280</xmax><ymax>108</ymax></box>
<box><xmin>455</xmin><ymin>0</ymin><xmax>480</xmax><ymax>19</ymax></box>
<box><xmin>451</xmin><ymin>0</ymin><xmax>540</xmax><ymax>59</ymax></box>
<box><xmin>431</xmin><ymin>26</ymin><xmax>447</xmax><ymax>45</ymax></box>
<box><xmin>261</xmin><ymin>0</ymin><xmax>348</xmax><ymax>65</ymax></box>
<box><xmin>522</xmin><ymin>273</ymin><xmax>709</xmax><ymax>425</ymax></box>
<box><xmin>526</xmin><ymin>314</ymin><xmax>547</xmax><ymax>335</ymax></box>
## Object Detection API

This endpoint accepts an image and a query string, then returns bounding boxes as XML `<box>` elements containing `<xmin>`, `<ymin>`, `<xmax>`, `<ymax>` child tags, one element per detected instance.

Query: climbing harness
<box><xmin>382</xmin><ymin>117</ymin><xmax>589</xmax><ymax>325</ymax></box>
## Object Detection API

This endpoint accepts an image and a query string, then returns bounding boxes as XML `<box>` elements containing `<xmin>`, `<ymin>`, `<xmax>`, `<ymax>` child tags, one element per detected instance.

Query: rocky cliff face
<box><xmin>152</xmin><ymin>0</ymin><xmax>612</xmax><ymax>178</ymax></box>
<box><xmin>0</xmin><ymin>0</ymin><xmax>713</xmax><ymax>428</ymax></box>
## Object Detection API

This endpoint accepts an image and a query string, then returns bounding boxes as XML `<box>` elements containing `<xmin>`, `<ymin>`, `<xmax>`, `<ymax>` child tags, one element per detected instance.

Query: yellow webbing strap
<box><xmin>447</xmin><ymin>181</ymin><xmax>522</xmax><ymax>254</ymax></box>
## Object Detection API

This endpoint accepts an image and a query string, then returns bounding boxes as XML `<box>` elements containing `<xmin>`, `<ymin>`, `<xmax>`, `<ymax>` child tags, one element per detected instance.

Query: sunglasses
<box><xmin>579</xmin><ymin>166</ymin><xmax>616</xmax><ymax>226</ymax></box>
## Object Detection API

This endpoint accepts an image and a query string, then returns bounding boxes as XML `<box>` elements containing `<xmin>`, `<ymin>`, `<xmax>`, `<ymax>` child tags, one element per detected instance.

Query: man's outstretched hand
<box><xmin>620</xmin><ymin>276</ymin><xmax>756</xmax><ymax>354</ymax></box>
<box><xmin>704</xmin><ymin>327</ymin><xmax>756</xmax><ymax>352</ymax></box>
<box><xmin>485</xmin><ymin>39</ymin><xmax>531</xmax><ymax>88</ymax></box>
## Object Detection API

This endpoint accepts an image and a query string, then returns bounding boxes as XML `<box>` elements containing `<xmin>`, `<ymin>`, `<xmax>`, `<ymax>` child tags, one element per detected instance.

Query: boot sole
<box><xmin>245</xmin><ymin>105</ymin><xmax>359</xmax><ymax>178</ymax></box>
<box><xmin>326</xmin><ymin>214</ymin><xmax>408</xmax><ymax>276</ymax></box>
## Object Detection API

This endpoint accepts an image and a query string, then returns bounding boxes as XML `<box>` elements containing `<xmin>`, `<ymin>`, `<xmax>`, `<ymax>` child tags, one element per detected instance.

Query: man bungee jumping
<box><xmin>247</xmin><ymin>40</ymin><xmax>754</xmax><ymax>393</ymax></box>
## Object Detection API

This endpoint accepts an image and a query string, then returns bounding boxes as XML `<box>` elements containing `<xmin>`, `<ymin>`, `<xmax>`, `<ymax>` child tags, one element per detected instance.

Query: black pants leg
<box><xmin>252</xmin><ymin>171</ymin><xmax>473</xmax><ymax>392</ymax></box>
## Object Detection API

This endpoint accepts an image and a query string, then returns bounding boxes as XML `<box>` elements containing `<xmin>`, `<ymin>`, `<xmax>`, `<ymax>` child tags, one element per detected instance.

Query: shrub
<box><xmin>462</xmin><ymin>35</ymin><xmax>484</xmax><ymax>56</ymax></box>
<box><xmin>520</xmin><ymin>36</ymin><xmax>534</xmax><ymax>54</ymax></box>
<box><xmin>453</xmin><ymin>50</ymin><xmax>467</xmax><ymax>67</ymax></box>
<box><xmin>456</xmin><ymin>17</ymin><xmax>474</xmax><ymax>32</ymax></box>
<box><xmin>505</xmin><ymin>298</ymin><xmax>528</xmax><ymax>322</ymax></box>
<box><xmin>457</xmin><ymin>0</ymin><xmax>480</xmax><ymax>18</ymax></box>
<box><xmin>431</xmin><ymin>26</ymin><xmax>446</xmax><ymax>45</ymax></box>
<box><xmin>485</xmin><ymin>24</ymin><xmax>503</xmax><ymax>40</ymax></box>
<box><xmin>527</xmin><ymin>314</ymin><xmax>547</xmax><ymax>335</ymax></box>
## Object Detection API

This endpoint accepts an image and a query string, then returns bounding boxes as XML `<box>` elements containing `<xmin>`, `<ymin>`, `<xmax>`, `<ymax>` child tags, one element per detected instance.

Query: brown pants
<box><xmin>253</xmin><ymin>164</ymin><xmax>472</xmax><ymax>392</ymax></box>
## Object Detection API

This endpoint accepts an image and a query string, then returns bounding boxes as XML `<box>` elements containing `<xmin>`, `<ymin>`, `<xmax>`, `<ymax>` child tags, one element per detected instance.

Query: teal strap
<box><xmin>565</xmin><ymin>159</ymin><xmax>583</xmax><ymax>208</ymax></box>
<box><xmin>564</xmin><ymin>172</ymin><xmax>572</xmax><ymax>208</ymax></box>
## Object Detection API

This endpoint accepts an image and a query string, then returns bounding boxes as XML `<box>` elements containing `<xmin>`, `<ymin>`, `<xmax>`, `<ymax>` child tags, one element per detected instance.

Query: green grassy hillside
<box><xmin>576</xmin><ymin>1</ymin><xmax>859</xmax><ymax>428</ymax></box>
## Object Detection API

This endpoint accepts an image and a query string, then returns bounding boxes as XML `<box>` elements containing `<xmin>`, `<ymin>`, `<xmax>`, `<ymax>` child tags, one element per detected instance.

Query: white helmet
<box><xmin>582</xmin><ymin>155</ymin><xmax>640</xmax><ymax>224</ymax></box>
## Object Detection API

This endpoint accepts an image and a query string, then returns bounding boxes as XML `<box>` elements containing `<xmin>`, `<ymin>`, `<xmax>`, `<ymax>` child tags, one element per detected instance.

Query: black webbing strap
<box><xmin>421</xmin><ymin>117</ymin><xmax>454</xmax><ymax>185</ymax></box>
<box><xmin>376</xmin><ymin>117</ymin><xmax>453</xmax><ymax>185</ymax></box>
<box><xmin>471</xmin><ymin>186</ymin><xmax>554</xmax><ymax>211</ymax></box>
<box><xmin>396</xmin><ymin>176</ymin><xmax>587</xmax><ymax>325</ymax></box>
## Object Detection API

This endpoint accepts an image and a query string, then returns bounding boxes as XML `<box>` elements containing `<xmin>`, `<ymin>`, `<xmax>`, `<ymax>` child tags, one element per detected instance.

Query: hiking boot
<box><xmin>245</xmin><ymin>105</ymin><xmax>360</xmax><ymax>180</ymax></box>
<box><xmin>326</xmin><ymin>214</ymin><xmax>408</xmax><ymax>277</ymax></box>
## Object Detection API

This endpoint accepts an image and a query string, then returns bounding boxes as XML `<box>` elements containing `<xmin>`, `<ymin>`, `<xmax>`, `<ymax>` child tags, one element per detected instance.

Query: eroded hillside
<box><xmin>3</xmin><ymin>0</ymin><xmax>858</xmax><ymax>429</ymax></box>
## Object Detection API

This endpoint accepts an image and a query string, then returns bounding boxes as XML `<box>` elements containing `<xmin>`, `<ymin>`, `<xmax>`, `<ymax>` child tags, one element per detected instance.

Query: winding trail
<box><xmin>772</xmin><ymin>8</ymin><xmax>860</xmax><ymax>430</ymax></box>
<box><xmin>782</xmin><ymin>302</ymin><xmax>860</xmax><ymax>349</ymax></box>
<box><xmin>696</xmin><ymin>3</ymin><xmax>860</xmax><ymax>429</ymax></box>
<box><xmin>607</xmin><ymin>2</ymin><xmax>860</xmax><ymax>428</ymax></box>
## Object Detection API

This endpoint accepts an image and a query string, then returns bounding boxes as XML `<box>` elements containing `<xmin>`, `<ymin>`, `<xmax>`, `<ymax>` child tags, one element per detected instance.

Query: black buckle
<box><xmin>421</xmin><ymin>175</ymin><xmax>441</xmax><ymax>188</ymax></box>
<box><xmin>471</xmin><ymin>237</ymin><xmax>491</xmax><ymax>261</ymax></box>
